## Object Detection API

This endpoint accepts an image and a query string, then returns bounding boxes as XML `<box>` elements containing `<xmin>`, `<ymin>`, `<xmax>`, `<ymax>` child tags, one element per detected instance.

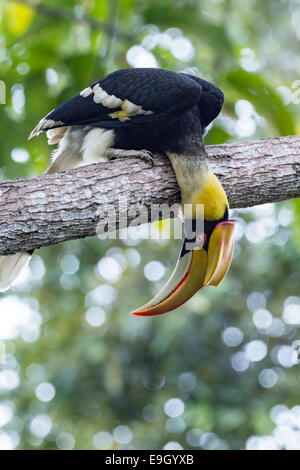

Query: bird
<box><xmin>0</xmin><ymin>68</ymin><xmax>235</xmax><ymax>315</ymax></box>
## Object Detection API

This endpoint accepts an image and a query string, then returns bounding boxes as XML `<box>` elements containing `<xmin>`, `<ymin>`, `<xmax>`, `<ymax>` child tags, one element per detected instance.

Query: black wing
<box><xmin>29</xmin><ymin>68</ymin><xmax>203</xmax><ymax>138</ymax></box>
<box><xmin>183</xmin><ymin>74</ymin><xmax>224</xmax><ymax>127</ymax></box>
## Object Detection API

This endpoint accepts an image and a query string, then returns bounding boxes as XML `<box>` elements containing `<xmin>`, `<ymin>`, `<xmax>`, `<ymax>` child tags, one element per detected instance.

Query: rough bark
<box><xmin>0</xmin><ymin>135</ymin><xmax>299</xmax><ymax>255</ymax></box>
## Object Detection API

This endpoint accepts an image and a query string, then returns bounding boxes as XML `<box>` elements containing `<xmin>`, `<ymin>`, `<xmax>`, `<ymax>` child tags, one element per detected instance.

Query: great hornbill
<box><xmin>0</xmin><ymin>68</ymin><xmax>235</xmax><ymax>315</ymax></box>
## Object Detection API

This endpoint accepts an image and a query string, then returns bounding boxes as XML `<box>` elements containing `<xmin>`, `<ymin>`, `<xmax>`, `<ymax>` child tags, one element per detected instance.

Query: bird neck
<box><xmin>167</xmin><ymin>150</ymin><xmax>228</xmax><ymax>221</ymax></box>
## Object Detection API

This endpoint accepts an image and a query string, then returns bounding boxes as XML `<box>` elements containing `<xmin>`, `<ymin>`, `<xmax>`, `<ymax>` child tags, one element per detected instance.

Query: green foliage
<box><xmin>0</xmin><ymin>0</ymin><xmax>300</xmax><ymax>451</ymax></box>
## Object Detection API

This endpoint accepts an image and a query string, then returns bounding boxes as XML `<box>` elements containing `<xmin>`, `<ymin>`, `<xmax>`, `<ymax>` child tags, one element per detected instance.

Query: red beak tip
<box><xmin>130</xmin><ymin>309</ymin><xmax>149</xmax><ymax>316</ymax></box>
<box><xmin>131</xmin><ymin>308</ymin><xmax>167</xmax><ymax>317</ymax></box>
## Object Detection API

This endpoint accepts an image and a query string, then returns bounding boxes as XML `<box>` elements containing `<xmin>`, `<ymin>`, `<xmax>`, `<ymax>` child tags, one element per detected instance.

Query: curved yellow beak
<box><xmin>131</xmin><ymin>221</ymin><xmax>235</xmax><ymax>316</ymax></box>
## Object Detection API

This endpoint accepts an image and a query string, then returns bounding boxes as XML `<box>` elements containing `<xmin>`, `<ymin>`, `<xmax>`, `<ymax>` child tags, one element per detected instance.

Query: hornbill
<box><xmin>0</xmin><ymin>68</ymin><xmax>235</xmax><ymax>315</ymax></box>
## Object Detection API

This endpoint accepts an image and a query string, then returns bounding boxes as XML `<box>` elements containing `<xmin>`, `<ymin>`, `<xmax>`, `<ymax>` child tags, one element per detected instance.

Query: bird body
<box><xmin>0</xmin><ymin>68</ymin><xmax>235</xmax><ymax>316</ymax></box>
<box><xmin>30</xmin><ymin>68</ymin><xmax>222</xmax><ymax>154</ymax></box>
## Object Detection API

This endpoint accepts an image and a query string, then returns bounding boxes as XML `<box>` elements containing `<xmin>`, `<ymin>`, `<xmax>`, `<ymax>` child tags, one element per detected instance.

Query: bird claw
<box><xmin>138</xmin><ymin>150</ymin><xmax>154</xmax><ymax>167</ymax></box>
<box><xmin>105</xmin><ymin>148</ymin><xmax>154</xmax><ymax>167</ymax></box>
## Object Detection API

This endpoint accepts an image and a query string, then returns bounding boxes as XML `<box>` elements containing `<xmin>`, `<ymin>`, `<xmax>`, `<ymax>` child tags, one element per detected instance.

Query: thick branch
<box><xmin>0</xmin><ymin>135</ymin><xmax>300</xmax><ymax>255</ymax></box>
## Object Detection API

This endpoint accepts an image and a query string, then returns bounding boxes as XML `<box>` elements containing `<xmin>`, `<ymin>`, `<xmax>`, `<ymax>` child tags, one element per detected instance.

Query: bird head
<box><xmin>131</xmin><ymin>171</ymin><xmax>236</xmax><ymax>316</ymax></box>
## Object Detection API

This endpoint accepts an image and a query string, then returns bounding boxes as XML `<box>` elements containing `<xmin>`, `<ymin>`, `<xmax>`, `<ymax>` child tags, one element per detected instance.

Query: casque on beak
<box><xmin>131</xmin><ymin>220</ymin><xmax>235</xmax><ymax>317</ymax></box>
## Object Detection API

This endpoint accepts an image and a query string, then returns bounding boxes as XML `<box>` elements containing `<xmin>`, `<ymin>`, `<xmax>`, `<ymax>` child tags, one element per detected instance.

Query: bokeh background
<box><xmin>0</xmin><ymin>0</ymin><xmax>300</xmax><ymax>451</ymax></box>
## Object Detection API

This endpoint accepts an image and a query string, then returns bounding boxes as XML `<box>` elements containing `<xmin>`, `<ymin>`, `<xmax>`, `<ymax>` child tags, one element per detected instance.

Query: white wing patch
<box><xmin>29</xmin><ymin>117</ymin><xmax>65</xmax><ymax>140</ymax></box>
<box><xmin>121</xmin><ymin>99</ymin><xmax>142</xmax><ymax>114</ymax></box>
<box><xmin>30</xmin><ymin>82</ymin><xmax>155</xmax><ymax>141</ymax></box>
<box><xmin>81</xmin><ymin>84</ymin><xmax>154</xmax><ymax>121</ymax></box>
<box><xmin>80</xmin><ymin>87</ymin><xmax>93</xmax><ymax>97</ymax></box>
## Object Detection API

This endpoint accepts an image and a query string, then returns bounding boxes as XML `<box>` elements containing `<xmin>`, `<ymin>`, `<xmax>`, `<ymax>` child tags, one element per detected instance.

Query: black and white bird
<box><xmin>0</xmin><ymin>68</ymin><xmax>235</xmax><ymax>315</ymax></box>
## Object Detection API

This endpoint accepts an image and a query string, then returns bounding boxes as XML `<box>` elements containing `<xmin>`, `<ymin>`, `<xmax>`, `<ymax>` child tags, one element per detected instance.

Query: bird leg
<box><xmin>105</xmin><ymin>148</ymin><xmax>154</xmax><ymax>166</ymax></box>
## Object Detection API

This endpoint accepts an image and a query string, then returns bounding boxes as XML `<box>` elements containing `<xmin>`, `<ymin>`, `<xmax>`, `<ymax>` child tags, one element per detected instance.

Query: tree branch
<box><xmin>15</xmin><ymin>0</ymin><xmax>134</xmax><ymax>42</ymax></box>
<box><xmin>0</xmin><ymin>135</ymin><xmax>300</xmax><ymax>256</ymax></box>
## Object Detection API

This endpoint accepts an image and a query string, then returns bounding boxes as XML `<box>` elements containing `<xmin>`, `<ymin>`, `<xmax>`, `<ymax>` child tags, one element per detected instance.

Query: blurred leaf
<box><xmin>5</xmin><ymin>1</ymin><xmax>35</xmax><ymax>36</ymax></box>
<box><xmin>226</xmin><ymin>68</ymin><xmax>297</xmax><ymax>136</ymax></box>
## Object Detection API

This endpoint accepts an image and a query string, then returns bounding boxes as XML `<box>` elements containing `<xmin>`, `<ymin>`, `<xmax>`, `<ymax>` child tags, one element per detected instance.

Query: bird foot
<box><xmin>105</xmin><ymin>148</ymin><xmax>154</xmax><ymax>167</ymax></box>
